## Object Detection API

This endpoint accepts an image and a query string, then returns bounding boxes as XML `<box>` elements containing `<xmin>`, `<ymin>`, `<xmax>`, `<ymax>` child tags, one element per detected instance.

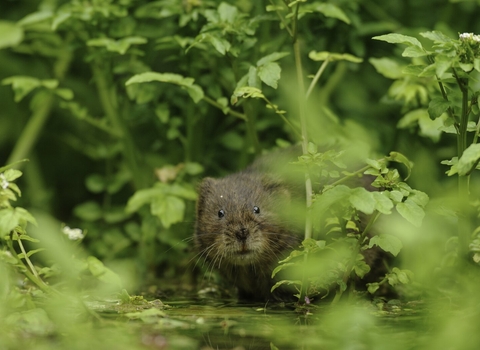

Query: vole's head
<box><xmin>194</xmin><ymin>172</ymin><xmax>295</xmax><ymax>267</ymax></box>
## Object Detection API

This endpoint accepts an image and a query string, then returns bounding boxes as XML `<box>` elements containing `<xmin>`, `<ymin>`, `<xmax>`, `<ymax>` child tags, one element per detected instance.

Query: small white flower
<box><xmin>459</xmin><ymin>32</ymin><xmax>480</xmax><ymax>42</ymax></box>
<box><xmin>62</xmin><ymin>226</ymin><xmax>84</xmax><ymax>240</ymax></box>
<box><xmin>460</xmin><ymin>32</ymin><xmax>474</xmax><ymax>40</ymax></box>
<box><xmin>0</xmin><ymin>174</ymin><xmax>9</xmax><ymax>190</ymax></box>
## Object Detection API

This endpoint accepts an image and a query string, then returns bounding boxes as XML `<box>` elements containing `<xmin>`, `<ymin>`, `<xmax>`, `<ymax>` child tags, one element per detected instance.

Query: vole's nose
<box><xmin>235</xmin><ymin>227</ymin><xmax>249</xmax><ymax>242</ymax></box>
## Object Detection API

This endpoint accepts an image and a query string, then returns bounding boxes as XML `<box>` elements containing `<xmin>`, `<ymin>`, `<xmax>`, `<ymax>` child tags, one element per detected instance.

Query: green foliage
<box><xmin>3</xmin><ymin>0</ymin><xmax>480</xmax><ymax>347</ymax></box>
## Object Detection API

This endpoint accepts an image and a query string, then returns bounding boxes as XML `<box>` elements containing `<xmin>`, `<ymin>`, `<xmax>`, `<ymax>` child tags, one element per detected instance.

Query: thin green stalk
<box><xmin>7</xmin><ymin>94</ymin><xmax>55</xmax><ymax>165</ymax></box>
<box><xmin>242</xmin><ymin>101</ymin><xmax>262</xmax><ymax>155</ymax></box>
<box><xmin>455</xmin><ymin>72</ymin><xmax>470</xmax><ymax>257</ymax></box>
<box><xmin>7</xmin><ymin>46</ymin><xmax>72</xmax><ymax>167</ymax></box>
<box><xmin>91</xmin><ymin>59</ymin><xmax>146</xmax><ymax>190</ymax></box>
<box><xmin>291</xmin><ymin>2</ymin><xmax>314</xmax><ymax>304</ymax></box>
<box><xmin>306</xmin><ymin>58</ymin><xmax>330</xmax><ymax>100</ymax></box>
<box><xmin>7</xmin><ymin>240</ymin><xmax>55</xmax><ymax>295</ymax></box>
<box><xmin>269</xmin><ymin>0</ymin><xmax>293</xmax><ymax>37</ymax></box>
<box><xmin>331</xmin><ymin>211</ymin><xmax>381</xmax><ymax>305</ymax></box>
<box><xmin>17</xmin><ymin>236</ymin><xmax>39</xmax><ymax>279</ymax></box>
<box><xmin>202</xmin><ymin>95</ymin><xmax>247</xmax><ymax>121</ymax></box>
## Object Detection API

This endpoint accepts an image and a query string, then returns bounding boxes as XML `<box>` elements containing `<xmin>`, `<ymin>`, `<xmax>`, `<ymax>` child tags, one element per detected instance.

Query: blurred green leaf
<box><xmin>125</xmin><ymin>72</ymin><xmax>204</xmax><ymax>103</ymax></box>
<box><xmin>349</xmin><ymin>187</ymin><xmax>376</xmax><ymax>215</ymax></box>
<box><xmin>373</xmin><ymin>33</ymin><xmax>423</xmax><ymax>48</ymax></box>
<box><xmin>369</xmin><ymin>57</ymin><xmax>404</xmax><ymax>79</ymax></box>
<box><xmin>368</xmin><ymin>234</ymin><xmax>403</xmax><ymax>256</ymax></box>
<box><xmin>151</xmin><ymin>195</ymin><xmax>185</xmax><ymax>228</ymax></box>
<box><xmin>87</xmin><ymin>256</ymin><xmax>122</xmax><ymax>288</ymax></box>
<box><xmin>313</xmin><ymin>3</ymin><xmax>351</xmax><ymax>24</ymax></box>
<box><xmin>457</xmin><ymin>143</ymin><xmax>480</xmax><ymax>176</ymax></box>
<box><xmin>396</xmin><ymin>198</ymin><xmax>425</xmax><ymax>227</ymax></box>
<box><xmin>428</xmin><ymin>97</ymin><xmax>451</xmax><ymax>120</ymax></box>
<box><xmin>87</xmin><ymin>36</ymin><xmax>147</xmax><ymax>55</ymax></box>
<box><xmin>0</xmin><ymin>21</ymin><xmax>24</xmax><ymax>49</ymax></box>
<box><xmin>257</xmin><ymin>62</ymin><xmax>281</xmax><ymax>89</ymax></box>
<box><xmin>309</xmin><ymin>51</ymin><xmax>362</xmax><ymax>63</ymax></box>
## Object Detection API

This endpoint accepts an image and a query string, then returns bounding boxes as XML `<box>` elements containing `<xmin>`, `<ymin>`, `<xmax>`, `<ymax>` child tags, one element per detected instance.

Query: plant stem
<box><xmin>291</xmin><ymin>2</ymin><xmax>314</xmax><ymax>304</ymax></box>
<box><xmin>91</xmin><ymin>58</ymin><xmax>146</xmax><ymax>190</ymax></box>
<box><xmin>7</xmin><ymin>240</ymin><xmax>55</xmax><ymax>295</ymax></box>
<box><xmin>202</xmin><ymin>95</ymin><xmax>247</xmax><ymax>121</ymax></box>
<box><xmin>17</xmin><ymin>236</ymin><xmax>39</xmax><ymax>278</ymax></box>
<box><xmin>7</xmin><ymin>94</ymin><xmax>54</xmax><ymax>165</ymax></box>
<box><xmin>306</xmin><ymin>59</ymin><xmax>330</xmax><ymax>100</ymax></box>
<box><xmin>7</xmin><ymin>46</ymin><xmax>72</xmax><ymax>167</ymax></box>
<box><xmin>455</xmin><ymin>71</ymin><xmax>470</xmax><ymax>257</ymax></box>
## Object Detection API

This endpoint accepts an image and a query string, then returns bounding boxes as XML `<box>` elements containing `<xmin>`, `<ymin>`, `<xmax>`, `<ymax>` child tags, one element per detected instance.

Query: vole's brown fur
<box><xmin>194</xmin><ymin>156</ymin><xmax>301</xmax><ymax>301</ymax></box>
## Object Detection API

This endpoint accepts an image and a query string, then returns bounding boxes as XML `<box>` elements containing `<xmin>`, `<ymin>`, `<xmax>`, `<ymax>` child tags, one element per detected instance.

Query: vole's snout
<box><xmin>235</xmin><ymin>227</ymin><xmax>249</xmax><ymax>242</ymax></box>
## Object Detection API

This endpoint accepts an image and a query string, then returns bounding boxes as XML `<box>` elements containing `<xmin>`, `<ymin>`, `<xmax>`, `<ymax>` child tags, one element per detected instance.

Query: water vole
<box><xmin>194</xmin><ymin>157</ymin><xmax>301</xmax><ymax>301</ymax></box>
<box><xmin>194</xmin><ymin>150</ymin><xmax>386</xmax><ymax>301</ymax></box>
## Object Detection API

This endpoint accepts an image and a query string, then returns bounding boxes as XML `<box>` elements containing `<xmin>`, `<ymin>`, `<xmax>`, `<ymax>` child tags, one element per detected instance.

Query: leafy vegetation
<box><xmin>2</xmin><ymin>0</ymin><xmax>480</xmax><ymax>348</ymax></box>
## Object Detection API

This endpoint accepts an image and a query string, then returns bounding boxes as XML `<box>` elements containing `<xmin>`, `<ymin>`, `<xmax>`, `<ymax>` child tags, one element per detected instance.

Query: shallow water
<box><xmin>89</xmin><ymin>295</ymin><xmax>428</xmax><ymax>350</ymax></box>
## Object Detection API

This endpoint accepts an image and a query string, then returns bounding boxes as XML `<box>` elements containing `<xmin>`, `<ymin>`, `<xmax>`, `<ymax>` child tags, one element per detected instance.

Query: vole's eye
<box><xmin>218</xmin><ymin>209</ymin><xmax>225</xmax><ymax>218</ymax></box>
<box><xmin>253</xmin><ymin>206</ymin><xmax>260</xmax><ymax>214</ymax></box>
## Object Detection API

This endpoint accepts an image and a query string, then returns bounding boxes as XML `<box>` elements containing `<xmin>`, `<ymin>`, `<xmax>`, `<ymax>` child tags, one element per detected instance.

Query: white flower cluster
<box><xmin>459</xmin><ymin>32</ymin><xmax>480</xmax><ymax>42</ymax></box>
<box><xmin>0</xmin><ymin>174</ymin><xmax>9</xmax><ymax>190</ymax></box>
<box><xmin>62</xmin><ymin>226</ymin><xmax>84</xmax><ymax>240</ymax></box>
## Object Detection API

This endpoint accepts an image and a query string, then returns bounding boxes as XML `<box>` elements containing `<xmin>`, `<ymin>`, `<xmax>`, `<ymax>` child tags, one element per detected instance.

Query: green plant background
<box><xmin>2</xmin><ymin>0</ymin><xmax>480</xmax><ymax>348</ymax></box>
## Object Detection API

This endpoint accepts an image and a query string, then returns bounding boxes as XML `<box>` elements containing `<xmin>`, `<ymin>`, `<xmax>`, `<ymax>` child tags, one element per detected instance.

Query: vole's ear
<box><xmin>196</xmin><ymin>177</ymin><xmax>217</xmax><ymax>213</ymax></box>
<box><xmin>261</xmin><ymin>175</ymin><xmax>291</xmax><ymax>201</ymax></box>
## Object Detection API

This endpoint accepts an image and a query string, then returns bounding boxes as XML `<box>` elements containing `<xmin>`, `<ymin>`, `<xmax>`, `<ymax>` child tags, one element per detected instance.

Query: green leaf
<box><xmin>388</xmin><ymin>151</ymin><xmax>413</xmax><ymax>180</ymax></box>
<box><xmin>151</xmin><ymin>195</ymin><xmax>185</xmax><ymax>228</ymax></box>
<box><xmin>315</xmin><ymin>185</ymin><xmax>351</xmax><ymax>214</ymax></box>
<box><xmin>164</xmin><ymin>183</ymin><xmax>198</xmax><ymax>200</ymax></box>
<box><xmin>126</xmin><ymin>187</ymin><xmax>164</xmax><ymax>213</ymax></box>
<box><xmin>309</xmin><ymin>51</ymin><xmax>362</xmax><ymax>63</ymax></box>
<box><xmin>354</xmin><ymin>255</ymin><xmax>371</xmax><ymax>278</ymax></box>
<box><xmin>87</xmin><ymin>256</ymin><xmax>122</xmax><ymax>288</ymax></box>
<box><xmin>428</xmin><ymin>97</ymin><xmax>451</xmax><ymax>120</ymax></box>
<box><xmin>257</xmin><ymin>52</ymin><xmax>290</xmax><ymax>66</ymax></box>
<box><xmin>396</xmin><ymin>198</ymin><xmax>425</xmax><ymax>227</ymax></box>
<box><xmin>194</xmin><ymin>33</ymin><xmax>231</xmax><ymax>55</ymax></box>
<box><xmin>372</xmin><ymin>192</ymin><xmax>394</xmax><ymax>214</ymax></box>
<box><xmin>390</xmin><ymin>267</ymin><xmax>413</xmax><ymax>285</ymax></box>
<box><xmin>0</xmin><ymin>207</ymin><xmax>36</xmax><ymax>234</ymax></box>
<box><xmin>420</xmin><ymin>31</ymin><xmax>453</xmax><ymax>44</ymax></box>
<box><xmin>270</xmin><ymin>279</ymin><xmax>302</xmax><ymax>293</ymax></box>
<box><xmin>271</xmin><ymin>262</ymin><xmax>296</xmax><ymax>278</ymax></box>
<box><xmin>373</xmin><ymin>33</ymin><xmax>423</xmax><ymax>49</ymax></box>
<box><xmin>369</xmin><ymin>57</ymin><xmax>403</xmax><ymax>79</ymax></box>
<box><xmin>314</xmin><ymin>3</ymin><xmax>350</xmax><ymax>24</ymax></box>
<box><xmin>348</xmin><ymin>187</ymin><xmax>376</xmax><ymax>214</ymax></box>
<box><xmin>17</xmin><ymin>248</ymin><xmax>45</xmax><ymax>259</ymax></box>
<box><xmin>402</xmin><ymin>64</ymin><xmax>426</xmax><ymax>76</ymax></box>
<box><xmin>125</xmin><ymin>72</ymin><xmax>204</xmax><ymax>103</ymax></box>
<box><xmin>3</xmin><ymin>169</ymin><xmax>22</xmax><ymax>182</ymax></box>
<box><xmin>408</xmin><ymin>190</ymin><xmax>429</xmax><ymax>207</ymax></box>
<box><xmin>388</xmin><ymin>190</ymin><xmax>404</xmax><ymax>203</ymax></box>
<box><xmin>257</xmin><ymin>62</ymin><xmax>281</xmax><ymax>89</ymax></box>
<box><xmin>368</xmin><ymin>234</ymin><xmax>403</xmax><ymax>256</ymax></box>
<box><xmin>17</xmin><ymin>11</ymin><xmax>53</xmax><ymax>26</ymax></box>
<box><xmin>218</xmin><ymin>2</ymin><xmax>238</xmax><ymax>23</ymax></box>
<box><xmin>2</xmin><ymin>76</ymin><xmax>41</xmax><ymax>102</ymax></box>
<box><xmin>74</xmin><ymin>201</ymin><xmax>103</xmax><ymax>222</ymax></box>
<box><xmin>457</xmin><ymin>143</ymin><xmax>480</xmax><ymax>176</ymax></box>
<box><xmin>0</xmin><ymin>21</ymin><xmax>24</xmax><ymax>49</ymax></box>
<box><xmin>366</xmin><ymin>282</ymin><xmax>380</xmax><ymax>294</ymax></box>
<box><xmin>403</xmin><ymin>45</ymin><xmax>428</xmax><ymax>57</ymax></box>
<box><xmin>87</xmin><ymin>36</ymin><xmax>147</xmax><ymax>55</ymax></box>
